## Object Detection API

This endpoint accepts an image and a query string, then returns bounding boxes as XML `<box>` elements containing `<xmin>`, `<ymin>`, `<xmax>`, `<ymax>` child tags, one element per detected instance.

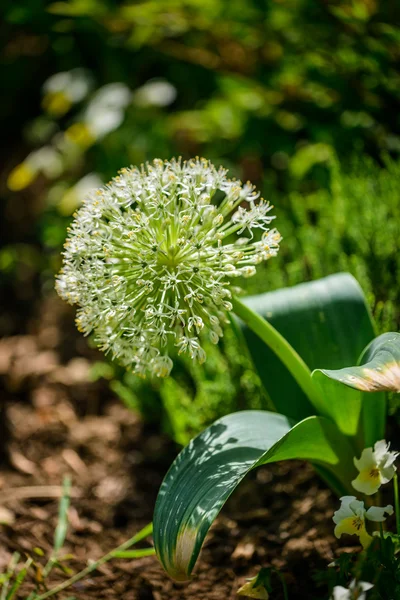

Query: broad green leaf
<box><xmin>313</xmin><ymin>332</ymin><xmax>398</xmax><ymax>446</ymax></box>
<box><xmin>311</xmin><ymin>370</ymin><xmax>364</xmax><ymax>440</ymax></box>
<box><xmin>153</xmin><ymin>410</ymin><xmax>355</xmax><ymax>581</ymax></box>
<box><xmin>240</xmin><ymin>273</ymin><xmax>376</xmax><ymax>423</ymax></box>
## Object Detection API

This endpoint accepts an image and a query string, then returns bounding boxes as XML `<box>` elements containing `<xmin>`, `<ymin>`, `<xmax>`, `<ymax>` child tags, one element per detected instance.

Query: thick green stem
<box><xmin>35</xmin><ymin>523</ymin><xmax>153</xmax><ymax>600</ymax></box>
<box><xmin>232</xmin><ymin>296</ymin><xmax>324</xmax><ymax>414</ymax></box>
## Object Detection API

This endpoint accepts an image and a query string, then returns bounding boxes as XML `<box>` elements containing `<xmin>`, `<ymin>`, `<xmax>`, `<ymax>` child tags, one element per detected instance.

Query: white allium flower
<box><xmin>352</xmin><ymin>439</ymin><xmax>398</xmax><ymax>495</ymax></box>
<box><xmin>331</xmin><ymin>579</ymin><xmax>373</xmax><ymax>600</ymax></box>
<box><xmin>56</xmin><ymin>158</ymin><xmax>281</xmax><ymax>378</ymax></box>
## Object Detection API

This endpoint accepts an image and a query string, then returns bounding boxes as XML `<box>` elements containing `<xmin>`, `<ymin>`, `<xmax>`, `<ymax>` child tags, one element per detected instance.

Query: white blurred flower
<box><xmin>65</xmin><ymin>83</ymin><xmax>132</xmax><ymax>147</ymax></box>
<box><xmin>27</xmin><ymin>147</ymin><xmax>63</xmax><ymax>178</ymax></box>
<box><xmin>7</xmin><ymin>146</ymin><xmax>63</xmax><ymax>191</ymax></box>
<box><xmin>56</xmin><ymin>157</ymin><xmax>281</xmax><ymax>378</ymax></box>
<box><xmin>331</xmin><ymin>579</ymin><xmax>373</xmax><ymax>600</ymax></box>
<box><xmin>133</xmin><ymin>79</ymin><xmax>177</xmax><ymax>108</ymax></box>
<box><xmin>352</xmin><ymin>439</ymin><xmax>398</xmax><ymax>495</ymax></box>
<box><xmin>84</xmin><ymin>82</ymin><xmax>132</xmax><ymax>138</ymax></box>
<box><xmin>42</xmin><ymin>69</ymin><xmax>92</xmax><ymax>116</ymax></box>
<box><xmin>333</xmin><ymin>495</ymin><xmax>393</xmax><ymax>549</ymax></box>
<box><xmin>59</xmin><ymin>173</ymin><xmax>103</xmax><ymax>216</ymax></box>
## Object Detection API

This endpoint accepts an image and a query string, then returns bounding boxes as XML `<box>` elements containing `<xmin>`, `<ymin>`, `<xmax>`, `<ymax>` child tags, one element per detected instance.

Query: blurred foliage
<box><xmin>2</xmin><ymin>0</ymin><xmax>400</xmax><ymax>181</ymax></box>
<box><xmin>247</xmin><ymin>154</ymin><xmax>400</xmax><ymax>335</ymax></box>
<box><xmin>1</xmin><ymin>0</ymin><xmax>400</xmax><ymax>441</ymax></box>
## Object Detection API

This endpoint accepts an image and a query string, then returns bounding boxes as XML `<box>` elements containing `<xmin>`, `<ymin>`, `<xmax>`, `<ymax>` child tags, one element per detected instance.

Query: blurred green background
<box><xmin>1</xmin><ymin>0</ymin><xmax>400</xmax><ymax>442</ymax></box>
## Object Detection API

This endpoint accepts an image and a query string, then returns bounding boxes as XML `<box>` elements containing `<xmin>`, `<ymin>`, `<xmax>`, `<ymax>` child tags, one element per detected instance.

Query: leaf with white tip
<box><xmin>153</xmin><ymin>410</ymin><xmax>355</xmax><ymax>581</ymax></box>
<box><xmin>312</xmin><ymin>333</ymin><xmax>397</xmax><ymax>447</ymax></box>
<box><xmin>319</xmin><ymin>332</ymin><xmax>400</xmax><ymax>393</ymax></box>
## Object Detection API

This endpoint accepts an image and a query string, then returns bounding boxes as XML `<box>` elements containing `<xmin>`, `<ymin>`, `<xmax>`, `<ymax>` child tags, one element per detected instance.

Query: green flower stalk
<box><xmin>56</xmin><ymin>158</ymin><xmax>281</xmax><ymax>378</ymax></box>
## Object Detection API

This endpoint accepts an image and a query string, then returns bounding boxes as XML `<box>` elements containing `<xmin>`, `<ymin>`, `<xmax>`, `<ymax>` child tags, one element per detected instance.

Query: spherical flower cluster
<box><xmin>56</xmin><ymin>158</ymin><xmax>281</xmax><ymax>377</ymax></box>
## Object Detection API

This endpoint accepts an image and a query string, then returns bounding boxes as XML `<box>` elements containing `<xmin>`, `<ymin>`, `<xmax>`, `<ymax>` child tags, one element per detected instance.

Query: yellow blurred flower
<box><xmin>42</xmin><ymin>69</ymin><xmax>92</xmax><ymax>118</ymax></box>
<box><xmin>65</xmin><ymin>123</ymin><xmax>95</xmax><ymax>149</ymax></box>
<box><xmin>42</xmin><ymin>91</ymin><xmax>72</xmax><ymax>117</ymax></box>
<box><xmin>7</xmin><ymin>147</ymin><xmax>63</xmax><ymax>191</ymax></box>
<box><xmin>7</xmin><ymin>162</ymin><xmax>37</xmax><ymax>191</ymax></box>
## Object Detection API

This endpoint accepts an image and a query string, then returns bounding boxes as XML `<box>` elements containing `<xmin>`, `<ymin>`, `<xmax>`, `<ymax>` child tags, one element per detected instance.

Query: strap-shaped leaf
<box><xmin>319</xmin><ymin>332</ymin><xmax>400</xmax><ymax>393</ymax></box>
<box><xmin>153</xmin><ymin>410</ymin><xmax>355</xmax><ymax>581</ymax></box>
<box><xmin>313</xmin><ymin>332</ymin><xmax>398</xmax><ymax>446</ymax></box>
<box><xmin>239</xmin><ymin>273</ymin><xmax>376</xmax><ymax>422</ymax></box>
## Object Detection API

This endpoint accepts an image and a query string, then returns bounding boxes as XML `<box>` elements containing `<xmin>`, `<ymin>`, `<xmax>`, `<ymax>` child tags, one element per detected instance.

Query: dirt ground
<box><xmin>0</xmin><ymin>295</ymin><xmax>360</xmax><ymax>600</ymax></box>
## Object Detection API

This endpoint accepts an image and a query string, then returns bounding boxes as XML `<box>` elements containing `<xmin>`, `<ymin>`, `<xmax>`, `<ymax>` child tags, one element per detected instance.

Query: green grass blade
<box><xmin>7</xmin><ymin>557</ymin><xmax>33</xmax><ymax>600</ymax></box>
<box><xmin>42</xmin><ymin>476</ymin><xmax>71</xmax><ymax>580</ymax></box>
<box><xmin>54</xmin><ymin>476</ymin><xmax>71</xmax><ymax>553</ymax></box>
<box><xmin>153</xmin><ymin>410</ymin><xmax>355</xmax><ymax>581</ymax></box>
<box><xmin>35</xmin><ymin>523</ymin><xmax>153</xmax><ymax>600</ymax></box>
<box><xmin>113</xmin><ymin>548</ymin><xmax>156</xmax><ymax>558</ymax></box>
<box><xmin>0</xmin><ymin>553</ymin><xmax>20</xmax><ymax>600</ymax></box>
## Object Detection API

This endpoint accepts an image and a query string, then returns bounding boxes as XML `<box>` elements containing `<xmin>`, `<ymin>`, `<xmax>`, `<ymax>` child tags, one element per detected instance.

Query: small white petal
<box><xmin>365</xmin><ymin>504</ymin><xmax>393</xmax><ymax>522</ymax></box>
<box><xmin>373</xmin><ymin>439</ymin><xmax>389</xmax><ymax>461</ymax></box>
<box><xmin>332</xmin><ymin>585</ymin><xmax>350</xmax><ymax>600</ymax></box>
<box><xmin>332</xmin><ymin>496</ymin><xmax>359</xmax><ymax>524</ymax></box>
<box><xmin>354</xmin><ymin>447</ymin><xmax>375</xmax><ymax>472</ymax></box>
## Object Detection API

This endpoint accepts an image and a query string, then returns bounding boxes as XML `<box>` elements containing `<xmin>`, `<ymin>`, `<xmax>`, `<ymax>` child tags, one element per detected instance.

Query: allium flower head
<box><xmin>56</xmin><ymin>158</ymin><xmax>281</xmax><ymax>378</ymax></box>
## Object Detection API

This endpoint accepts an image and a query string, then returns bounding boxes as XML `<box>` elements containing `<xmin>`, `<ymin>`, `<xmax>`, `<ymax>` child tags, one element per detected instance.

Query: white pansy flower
<box><xmin>331</xmin><ymin>579</ymin><xmax>373</xmax><ymax>600</ymax></box>
<box><xmin>333</xmin><ymin>495</ymin><xmax>393</xmax><ymax>549</ymax></box>
<box><xmin>352</xmin><ymin>439</ymin><xmax>398</xmax><ymax>495</ymax></box>
<box><xmin>56</xmin><ymin>158</ymin><xmax>281</xmax><ymax>378</ymax></box>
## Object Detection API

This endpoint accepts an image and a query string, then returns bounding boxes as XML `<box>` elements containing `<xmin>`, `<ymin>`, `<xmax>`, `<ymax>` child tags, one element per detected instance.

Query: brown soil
<box><xmin>0</xmin><ymin>295</ymin><xmax>358</xmax><ymax>600</ymax></box>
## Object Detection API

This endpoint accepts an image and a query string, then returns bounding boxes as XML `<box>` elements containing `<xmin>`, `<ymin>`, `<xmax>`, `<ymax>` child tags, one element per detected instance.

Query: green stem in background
<box><xmin>43</xmin><ymin>476</ymin><xmax>71</xmax><ymax>579</ymax></box>
<box><xmin>394</xmin><ymin>472</ymin><xmax>400</xmax><ymax>535</ymax></box>
<box><xmin>35</xmin><ymin>523</ymin><xmax>154</xmax><ymax>600</ymax></box>
<box><xmin>379</xmin><ymin>522</ymin><xmax>385</xmax><ymax>555</ymax></box>
<box><xmin>275</xmin><ymin>569</ymin><xmax>289</xmax><ymax>600</ymax></box>
<box><xmin>232</xmin><ymin>296</ymin><xmax>324</xmax><ymax>414</ymax></box>
<box><xmin>0</xmin><ymin>553</ymin><xmax>20</xmax><ymax>600</ymax></box>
